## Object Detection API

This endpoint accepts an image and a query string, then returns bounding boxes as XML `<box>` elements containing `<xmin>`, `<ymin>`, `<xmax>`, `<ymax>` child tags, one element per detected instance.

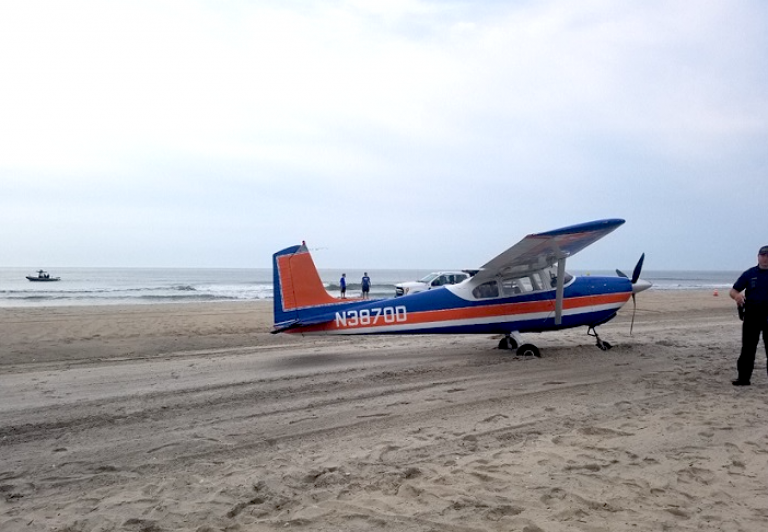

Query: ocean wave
<box><xmin>173</xmin><ymin>285</ymin><xmax>197</xmax><ymax>291</ymax></box>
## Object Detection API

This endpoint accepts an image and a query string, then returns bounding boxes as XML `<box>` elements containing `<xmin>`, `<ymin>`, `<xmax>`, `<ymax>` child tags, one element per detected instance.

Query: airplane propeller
<box><xmin>616</xmin><ymin>253</ymin><xmax>647</xmax><ymax>335</ymax></box>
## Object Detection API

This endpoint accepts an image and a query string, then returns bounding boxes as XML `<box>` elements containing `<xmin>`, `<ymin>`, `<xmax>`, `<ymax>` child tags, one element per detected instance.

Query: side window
<box><xmin>518</xmin><ymin>277</ymin><xmax>533</xmax><ymax>292</ymax></box>
<box><xmin>472</xmin><ymin>281</ymin><xmax>499</xmax><ymax>299</ymax></box>
<box><xmin>501</xmin><ymin>279</ymin><xmax>523</xmax><ymax>296</ymax></box>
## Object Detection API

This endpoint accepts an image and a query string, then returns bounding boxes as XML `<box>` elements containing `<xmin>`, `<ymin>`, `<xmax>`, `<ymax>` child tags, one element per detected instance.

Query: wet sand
<box><xmin>2</xmin><ymin>291</ymin><xmax>767</xmax><ymax>531</ymax></box>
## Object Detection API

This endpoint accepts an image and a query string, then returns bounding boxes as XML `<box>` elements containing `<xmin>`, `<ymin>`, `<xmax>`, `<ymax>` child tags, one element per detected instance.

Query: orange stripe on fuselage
<box><xmin>293</xmin><ymin>291</ymin><xmax>631</xmax><ymax>333</ymax></box>
<box><xmin>277</xmin><ymin>251</ymin><xmax>339</xmax><ymax>310</ymax></box>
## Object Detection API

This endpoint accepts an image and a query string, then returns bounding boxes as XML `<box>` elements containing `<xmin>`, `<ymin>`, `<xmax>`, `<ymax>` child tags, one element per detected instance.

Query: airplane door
<box><xmin>525</xmin><ymin>271</ymin><xmax>555</xmax><ymax>328</ymax></box>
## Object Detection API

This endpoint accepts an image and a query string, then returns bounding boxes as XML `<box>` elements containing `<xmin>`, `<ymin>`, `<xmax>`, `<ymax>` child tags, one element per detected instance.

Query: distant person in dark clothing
<box><xmin>730</xmin><ymin>245</ymin><xmax>768</xmax><ymax>386</ymax></box>
<box><xmin>361</xmin><ymin>272</ymin><xmax>371</xmax><ymax>299</ymax></box>
<box><xmin>340</xmin><ymin>273</ymin><xmax>347</xmax><ymax>299</ymax></box>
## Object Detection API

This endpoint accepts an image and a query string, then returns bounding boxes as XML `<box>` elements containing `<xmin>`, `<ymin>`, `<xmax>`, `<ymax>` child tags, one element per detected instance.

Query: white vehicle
<box><xmin>395</xmin><ymin>271</ymin><xmax>473</xmax><ymax>297</ymax></box>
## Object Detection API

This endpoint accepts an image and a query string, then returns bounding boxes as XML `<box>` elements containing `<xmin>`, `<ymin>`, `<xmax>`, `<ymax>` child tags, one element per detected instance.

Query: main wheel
<box><xmin>498</xmin><ymin>336</ymin><xmax>519</xmax><ymax>350</ymax></box>
<box><xmin>516</xmin><ymin>343</ymin><xmax>541</xmax><ymax>357</ymax></box>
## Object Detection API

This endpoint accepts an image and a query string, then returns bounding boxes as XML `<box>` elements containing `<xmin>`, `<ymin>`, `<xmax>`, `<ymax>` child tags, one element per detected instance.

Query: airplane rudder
<box><xmin>284</xmin><ymin>244</ymin><xmax>339</xmax><ymax>309</ymax></box>
<box><xmin>272</xmin><ymin>244</ymin><xmax>303</xmax><ymax>325</ymax></box>
<box><xmin>272</xmin><ymin>242</ymin><xmax>338</xmax><ymax>325</ymax></box>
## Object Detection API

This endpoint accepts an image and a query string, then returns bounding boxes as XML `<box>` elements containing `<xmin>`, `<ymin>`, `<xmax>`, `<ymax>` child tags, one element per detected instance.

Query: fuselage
<box><xmin>280</xmin><ymin>274</ymin><xmax>633</xmax><ymax>336</ymax></box>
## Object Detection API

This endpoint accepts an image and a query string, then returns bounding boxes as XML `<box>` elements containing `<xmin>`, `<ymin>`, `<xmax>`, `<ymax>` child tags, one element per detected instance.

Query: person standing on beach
<box><xmin>361</xmin><ymin>272</ymin><xmax>371</xmax><ymax>299</ymax></box>
<box><xmin>340</xmin><ymin>273</ymin><xmax>347</xmax><ymax>299</ymax></box>
<box><xmin>729</xmin><ymin>245</ymin><xmax>768</xmax><ymax>386</ymax></box>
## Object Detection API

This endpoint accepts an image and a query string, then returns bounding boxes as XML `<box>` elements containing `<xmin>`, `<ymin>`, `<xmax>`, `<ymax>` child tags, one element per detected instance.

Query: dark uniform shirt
<box><xmin>733</xmin><ymin>266</ymin><xmax>768</xmax><ymax>309</ymax></box>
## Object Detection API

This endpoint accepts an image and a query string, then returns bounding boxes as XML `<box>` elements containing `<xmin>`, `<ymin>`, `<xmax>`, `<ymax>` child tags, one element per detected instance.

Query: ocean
<box><xmin>0</xmin><ymin>267</ymin><xmax>741</xmax><ymax>308</ymax></box>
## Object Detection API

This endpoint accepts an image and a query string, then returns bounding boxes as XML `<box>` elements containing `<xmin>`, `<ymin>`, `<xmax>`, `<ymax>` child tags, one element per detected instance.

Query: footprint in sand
<box><xmin>578</xmin><ymin>426</ymin><xmax>634</xmax><ymax>438</ymax></box>
<box><xmin>726</xmin><ymin>459</ymin><xmax>746</xmax><ymax>474</ymax></box>
<box><xmin>367</xmin><ymin>443</ymin><xmax>401</xmax><ymax>463</ymax></box>
<box><xmin>676</xmin><ymin>465</ymin><xmax>715</xmax><ymax>485</ymax></box>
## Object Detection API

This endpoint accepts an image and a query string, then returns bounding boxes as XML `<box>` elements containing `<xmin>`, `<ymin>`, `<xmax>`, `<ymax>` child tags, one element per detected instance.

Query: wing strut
<box><xmin>554</xmin><ymin>257</ymin><xmax>566</xmax><ymax>325</ymax></box>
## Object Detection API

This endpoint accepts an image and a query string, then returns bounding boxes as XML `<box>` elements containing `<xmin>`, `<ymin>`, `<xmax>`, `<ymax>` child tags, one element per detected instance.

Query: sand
<box><xmin>1</xmin><ymin>291</ymin><xmax>767</xmax><ymax>531</ymax></box>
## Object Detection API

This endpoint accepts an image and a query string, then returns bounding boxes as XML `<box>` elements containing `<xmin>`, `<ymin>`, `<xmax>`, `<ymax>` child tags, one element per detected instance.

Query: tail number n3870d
<box><xmin>335</xmin><ymin>306</ymin><xmax>407</xmax><ymax>328</ymax></box>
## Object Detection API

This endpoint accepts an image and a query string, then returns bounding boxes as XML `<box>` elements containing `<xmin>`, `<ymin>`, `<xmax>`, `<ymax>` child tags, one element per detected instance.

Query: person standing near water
<box><xmin>361</xmin><ymin>272</ymin><xmax>371</xmax><ymax>299</ymax></box>
<box><xmin>340</xmin><ymin>273</ymin><xmax>347</xmax><ymax>299</ymax></box>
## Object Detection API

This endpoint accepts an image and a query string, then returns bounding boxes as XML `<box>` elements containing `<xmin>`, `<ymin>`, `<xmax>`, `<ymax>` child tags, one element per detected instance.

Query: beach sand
<box><xmin>2</xmin><ymin>291</ymin><xmax>767</xmax><ymax>531</ymax></box>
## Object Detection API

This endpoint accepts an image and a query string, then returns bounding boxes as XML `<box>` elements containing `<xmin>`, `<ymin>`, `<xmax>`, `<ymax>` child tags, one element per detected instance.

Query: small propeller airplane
<box><xmin>271</xmin><ymin>218</ymin><xmax>652</xmax><ymax>357</ymax></box>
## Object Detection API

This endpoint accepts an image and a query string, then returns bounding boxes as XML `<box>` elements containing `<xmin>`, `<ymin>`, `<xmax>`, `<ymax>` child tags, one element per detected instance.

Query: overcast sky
<box><xmin>1</xmin><ymin>0</ymin><xmax>766</xmax><ymax>271</ymax></box>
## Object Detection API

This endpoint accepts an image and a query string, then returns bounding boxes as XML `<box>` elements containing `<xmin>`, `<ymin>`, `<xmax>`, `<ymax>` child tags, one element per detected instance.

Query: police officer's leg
<box><xmin>738</xmin><ymin>314</ymin><xmax>761</xmax><ymax>383</ymax></box>
<box><xmin>762</xmin><ymin>313</ymin><xmax>768</xmax><ymax>378</ymax></box>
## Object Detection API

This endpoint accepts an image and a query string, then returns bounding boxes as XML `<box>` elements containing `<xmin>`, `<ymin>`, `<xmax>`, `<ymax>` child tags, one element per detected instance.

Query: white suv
<box><xmin>395</xmin><ymin>271</ymin><xmax>471</xmax><ymax>297</ymax></box>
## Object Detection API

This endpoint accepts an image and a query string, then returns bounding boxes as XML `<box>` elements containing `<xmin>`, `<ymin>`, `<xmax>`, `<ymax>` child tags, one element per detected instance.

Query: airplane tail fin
<box><xmin>272</xmin><ymin>242</ymin><xmax>340</xmax><ymax>332</ymax></box>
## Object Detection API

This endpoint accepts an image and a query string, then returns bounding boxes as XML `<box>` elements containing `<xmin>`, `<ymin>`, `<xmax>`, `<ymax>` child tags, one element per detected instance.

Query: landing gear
<box><xmin>497</xmin><ymin>333</ymin><xmax>540</xmax><ymax>357</ymax></box>
<box><xmin>588</xmin><ymin>326</ymin><xmax>612</xmax><ymax>351</ymax></box>
<box><xmin>516</xmin><ymin>343</ymin><xmax>541</xmax><ymax>357</ymax></box>
<box><xmin>498</xmin><ymin>334</ymin><xmax>519</xmax><ymax>350</ymax></box>
<box><xmin>497</xmin><ymin>327</ymin><xmax>614</xmax><ymax>356</ymax></box>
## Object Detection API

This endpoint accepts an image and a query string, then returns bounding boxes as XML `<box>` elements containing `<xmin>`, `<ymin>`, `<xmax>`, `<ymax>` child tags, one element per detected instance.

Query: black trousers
<box><xmin>737</xmin><ymin>306</ymin><xmax>768</xmax><ymax>382</ymax></box>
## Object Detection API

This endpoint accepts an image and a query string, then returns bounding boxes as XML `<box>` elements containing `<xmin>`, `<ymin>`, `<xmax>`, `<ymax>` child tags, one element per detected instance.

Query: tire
<box><xmin>516</xmin><ymin>343</ymin><xmax>541</xmax><ymax>357</ymax></box>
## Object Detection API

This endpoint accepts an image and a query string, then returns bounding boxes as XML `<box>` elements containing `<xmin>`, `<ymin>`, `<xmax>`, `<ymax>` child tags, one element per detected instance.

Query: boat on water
<box><xmin>26</xmin><ymin>269</ymin><xmax>61</xmax><ymax>282</ymax></box>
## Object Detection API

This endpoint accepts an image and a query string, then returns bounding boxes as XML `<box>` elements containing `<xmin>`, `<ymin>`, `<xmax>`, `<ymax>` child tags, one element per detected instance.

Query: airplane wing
<box><xmin>473</xmin><ymin>219</ymin><xmax>625</xmax><ymax>282</ymax></box>
<box><xmin>472</xmin><ymin>218</ymin><xmax>625</xmax><ymax>323</ymax></box>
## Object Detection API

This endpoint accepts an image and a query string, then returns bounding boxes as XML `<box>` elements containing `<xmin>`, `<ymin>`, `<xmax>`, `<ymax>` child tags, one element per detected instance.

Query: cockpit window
<box><xmin>544</xmin><ymin>266</ymin><xmax>573</xmax><ymax>288</ymax></box>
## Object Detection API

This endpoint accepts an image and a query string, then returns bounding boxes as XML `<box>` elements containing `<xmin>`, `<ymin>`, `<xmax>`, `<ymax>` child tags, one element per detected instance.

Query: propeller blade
<box><xmin>616</xmin><ymin>253</ymin><xmax>645</xmax><ymax>335</ymax></box>
<box><xmin>631</xmin><ymin>253</ymin><xmax>645</xmax><ymax>284</ymax></box>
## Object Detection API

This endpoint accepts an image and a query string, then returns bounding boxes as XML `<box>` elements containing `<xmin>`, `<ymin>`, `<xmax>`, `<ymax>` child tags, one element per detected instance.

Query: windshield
<box><xmin>419</xmin><ymin>273</ymin><xmax>439</xmax><ymax>283</ymax></box>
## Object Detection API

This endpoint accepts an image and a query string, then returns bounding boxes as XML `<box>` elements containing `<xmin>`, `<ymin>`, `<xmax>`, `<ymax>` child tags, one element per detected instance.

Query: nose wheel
<box><xmin>588</xmin><ymin>326</ymin><xmax>612</xmax><ymax>351</ymax></box>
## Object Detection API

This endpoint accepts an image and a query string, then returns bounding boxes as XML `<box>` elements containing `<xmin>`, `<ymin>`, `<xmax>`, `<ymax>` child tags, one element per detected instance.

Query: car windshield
<box><xmin>419</xmin><ymin>273</ymin><xmax>439</xmax><ymax>283</ymax></box>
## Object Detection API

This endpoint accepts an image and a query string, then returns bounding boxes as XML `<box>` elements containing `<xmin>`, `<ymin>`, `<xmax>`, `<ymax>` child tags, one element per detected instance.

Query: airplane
<box><xmin>270</xmin><ymin>218</ymin><xmax>652</xmax><ymax>357</ymax></box>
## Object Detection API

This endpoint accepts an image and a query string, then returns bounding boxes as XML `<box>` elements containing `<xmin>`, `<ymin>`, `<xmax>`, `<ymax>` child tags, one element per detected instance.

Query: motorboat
<box><xmin>26</xmin><ymin>269</ymin><xmax>60</xmax><ymax>282</ymax></box>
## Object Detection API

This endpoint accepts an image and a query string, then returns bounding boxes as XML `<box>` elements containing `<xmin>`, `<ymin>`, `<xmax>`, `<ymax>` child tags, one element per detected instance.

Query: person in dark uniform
<box><xmin>361</xmin><ymin>272</ymin><xmax>371</xmax><ymax>299</ymax></box>
<box><xmin>729</xmin><ymin>245</ymin><xmax>768</xmax><ymax>386</ymax></box>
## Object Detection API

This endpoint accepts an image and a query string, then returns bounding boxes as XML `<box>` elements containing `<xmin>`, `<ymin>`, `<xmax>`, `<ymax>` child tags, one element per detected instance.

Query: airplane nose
<box><xmin>632</xmin><ymin>278</ymin><xmax>652</xmax><ymax>294</ymax></box>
